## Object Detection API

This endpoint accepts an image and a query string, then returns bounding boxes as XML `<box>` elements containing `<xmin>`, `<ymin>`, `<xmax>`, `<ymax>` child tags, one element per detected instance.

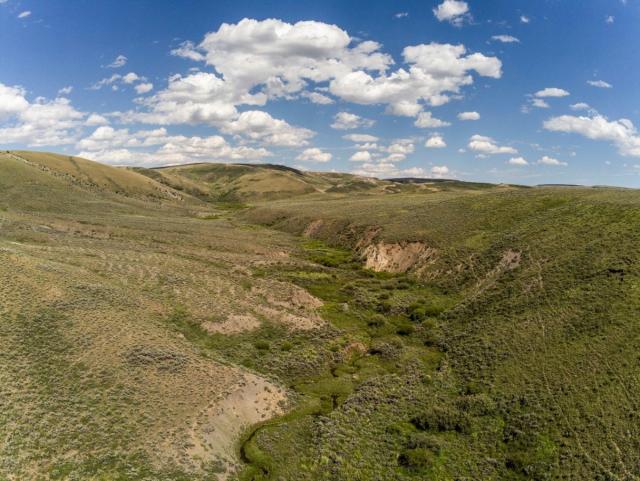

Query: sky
<box><xmin>1</xmin><ymin>0</ymin><xmax>639</xmax><ymax>186</ymax></box>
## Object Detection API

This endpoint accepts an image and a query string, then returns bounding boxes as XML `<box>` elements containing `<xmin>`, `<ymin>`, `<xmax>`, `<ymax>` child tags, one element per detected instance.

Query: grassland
<box><xmin>1</xmin><ymin>152</ymin><xmax>639</xmax><ymax>481</ymax></box>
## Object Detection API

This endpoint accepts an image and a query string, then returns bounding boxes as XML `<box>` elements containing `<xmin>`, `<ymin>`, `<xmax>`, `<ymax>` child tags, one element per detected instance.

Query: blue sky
<box><xmin>1</xmin><ymin>0</ymin><xmax>639</xmax><ymax>186</ymax></box>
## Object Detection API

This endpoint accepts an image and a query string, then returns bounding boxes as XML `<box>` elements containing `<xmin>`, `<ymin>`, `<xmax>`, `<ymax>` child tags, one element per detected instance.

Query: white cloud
<box><xmin>0</xmin><ymin>83</ymin><xmax>30</xmax><ymax>118</ymax></box>
<box><xmin>394</xmin><ymin>12</ymin><xmax>408</xmax><ymax>18</ymax></box>
<box><xmin>433</xmin><ymin>0</ymin><xmax>470</xmax><ymax>26</ymax></box>
<box><xmin>85</xmin><ymin>113</ymin><xmax>109</xmax><ymax>126</ymax></box>
<box><xmin>122</xmin><ymin>72</ymin><xmax>140</xmax><ymax>84</ymax></box>
<box><xmin>90</xmin><ymin>72</ymin><xmax>147</xmax><ymax>91</ymax></box>
<box><xmin>425</xmin><ymin>135</ymin><xmax>446</xmax><ymax>148</ymax></box>
<box><xmin>331</xmin><ymin>111</ymin><xmax>375</xmax><ymax>130</ymax></box>
<box><xmin>538</xmin><ymin>155</ymin><xmax>567</xmax><ymax>166</ymax></box>
<box><xmin>508</xmin><ymin>156</ymin><xmax>528</xmax><ymax>166</ymax></box>
<box><xmin>520</xmin><ymin>15</ymin><xmax>530</xmax><ymax>23</ymax></box>
<box><xmin>58</xmin><ymin>86</ymin><xmax>73</xmax><ymax>96</ymax></box>
<box><xmin>431</xmin><ymin>165</ymin><xmax>450</xmax><ymax>177</ymax></box>
<box><xmin>148</xmin><ymin>19</ymin><xmax>502</xmax><ymax>125</ymax></box>
<box><xmin>192</xmin><ymin>18</ymin><xmax>392</xmax><ymax>101</ymax></box>
<box><xmin>350</xmin><ymin>151</ymin><xmax>372</xmax><ymax>162</ymax></box>
<box><xmin>385</xmin><ymin>140</ymin><xmax>415</xmax><ymax>156</ymax></box>
<box><xmin>106</xmin><ymin>55</ymin><xmax>127</xmax><ymax>69</ymax></box>
<box><xmin>468</xmin><ymin>134</ymin><xmax>517</xmax><ymax>155</ymax></box>
<box><xmin>587</xmin><ymin>80</ymin><xmax>612</xmax><ymax>89</ymax></box>
<box><xmin>330</xmin><ymin>43</ymin><xmax>501</xmax><ymax>115</ymax></box>
<box><xmin>343</xmin><ymin>133</ymin><xmax>379</xmax><ymax>143</ymax></box>
<box><xmin>352</xmin><ymin>161</ymin><xmax>426</xmax><ymax>178</ymax></box>
<box><xmin>491</xmin><ymin>35</ymin><xmax>520</xmax><ymax>43</ymax></box>
<box><xmin>414</xmin><ymin>111</ymin><xmax>450</xmax><ymax>128</ymax></box>
<box><xmin>170</xmin><ymin>41</ymin><xmax>205</xmax><ymax>62</ymax></box>
<box><xmin>606</xmin><ymin>15</ymin><xmax>615</xmax><ymax>24</ymax></box>
<box><xmin>543</xmin><ymin>114</ymin><xmax>640</xmax><ymax>157</ymax></box>
<box><xmin>123</xmin><ymin>72</ymin><xmax>244</xmax><ymax>125</ymax></box>
<box><xmin>0</xmin><ymin>83</ymin><xmax>86</xmax><ymax>147</ymax></box>
<box><xmin>302</xmin><ymin>91</ymin><xmax>334</xmax><ymax>104</ymax></box>
<box><xmin>296</xmin><ymin>147</ymin><xmax>332</xmax><ymax>163</ymax></box>
<box><xmin>535</xmin><ymin>87</ymin><xmax>570</xmax><ymax>98</ymax></box>
<box><xmin>458</xmin><ymin>111</ymin><xmax>480</xmax><ymax>121</ymax></box>
<box><xmin>221</xmin><ymin>110</ymin><xmax>314</xmax><ymax>147</ymax></box>
<box><xmin>76</xmin><ymin>127</ymin><xmax>271</xmax><ymax>166</ymax></box>
<box><xmin>17</xmin><ymin>10</ymin><xmax>30</xmax><ymax>18</ymax></box>
<box><xmin>135</xmin><ymin>82</ymin><xmax>154</xmax><ymax>94</ymax></box>
<box><xmin>570</xmin><ymin>102</ymin><xmax>591</xmax><ymax>111</ymax></box>
<box><xmin>531</xmin><ymin>98</ymin><xmax>550</xmax><ymax>109</ymax></box>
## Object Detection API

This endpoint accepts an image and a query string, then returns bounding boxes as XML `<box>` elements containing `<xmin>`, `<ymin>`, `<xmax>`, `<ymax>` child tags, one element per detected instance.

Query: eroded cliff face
<box><xmin>361</xmin><ymin>241</ymin><xmax>437</xmax><ymax>274</ymax></box>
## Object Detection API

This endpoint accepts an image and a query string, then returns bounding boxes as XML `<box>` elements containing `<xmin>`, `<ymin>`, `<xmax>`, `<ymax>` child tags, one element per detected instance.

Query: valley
<box><xmin>1</xmin><ymin>151</ymin><xmax>639</xmax><ymax>481</ymax></box>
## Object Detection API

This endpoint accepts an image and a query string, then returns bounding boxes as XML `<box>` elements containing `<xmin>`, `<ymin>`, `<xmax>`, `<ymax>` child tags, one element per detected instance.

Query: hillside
<box><xmin>1</xmin><ymin>152</ymin><xmax>639</xmax><ymax>481</ymax></box>
<box><xmin>133</xmin><ymin>162</ymin><xmax>393</xmax><ymax>202</ymax></box>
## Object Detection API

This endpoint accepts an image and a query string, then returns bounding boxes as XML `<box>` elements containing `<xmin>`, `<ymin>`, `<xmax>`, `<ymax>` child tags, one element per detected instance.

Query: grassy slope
<box><xmin>135</xmin><ymin>162</ymin><xmax>394</xmax><ymax>202</ymax></box>
<box><xmin>2</xmin><ymin>151</ymin><xmax>639</xmax><ymax>481</ymax></box>
<box><xmin>243</xmin><ymin>186</ymin><xmax>640</xmax><ymax>480</ymax></box>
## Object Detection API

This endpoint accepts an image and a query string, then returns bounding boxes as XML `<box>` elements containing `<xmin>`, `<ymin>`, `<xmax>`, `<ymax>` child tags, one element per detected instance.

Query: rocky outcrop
<box><xmin>362</xmin><ymin>241</ymin><xmax>437</xmax><ymax>274</ymax></box>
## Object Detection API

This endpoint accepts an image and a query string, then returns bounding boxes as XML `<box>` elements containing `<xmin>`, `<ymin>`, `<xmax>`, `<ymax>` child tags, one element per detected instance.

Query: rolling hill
<box><xmin>1</xmin><ymin>151</ymin><xmax>639</xmax><ymax>481</ymax></box>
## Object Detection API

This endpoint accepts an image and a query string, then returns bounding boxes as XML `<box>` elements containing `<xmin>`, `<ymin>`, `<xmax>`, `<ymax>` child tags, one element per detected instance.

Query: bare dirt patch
<box><xmin>362</xmin><ymin>241</ymin><xmax>437</xmax><ymax>273</ymax></box>
<box><xmin>203</xmin><ymin>314</ymin><xmax>262</xmax><ymax>335</ymax></box>
<box><xmin>185</xmin><ymin>372</ymin><xmax>287</xmax><ymax>479</ymax></box>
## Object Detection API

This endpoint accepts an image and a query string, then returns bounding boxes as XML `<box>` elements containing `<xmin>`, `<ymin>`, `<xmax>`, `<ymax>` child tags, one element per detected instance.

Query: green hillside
<box><xmin>1</xmin><ymin>152</ymin><xmax>638</xmax><ymax>481</ymax></box>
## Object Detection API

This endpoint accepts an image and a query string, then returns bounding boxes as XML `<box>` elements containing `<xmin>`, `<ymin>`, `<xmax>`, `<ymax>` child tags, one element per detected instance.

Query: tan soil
<box><xmin>362</xmin><ymin>241</ymin><xmax>437</xmax><ymax>273</ymax></box>
<box><xmin>202</xmin><ymin>314</ymin><xmax>262</xmax><ymax>335</ymax></box>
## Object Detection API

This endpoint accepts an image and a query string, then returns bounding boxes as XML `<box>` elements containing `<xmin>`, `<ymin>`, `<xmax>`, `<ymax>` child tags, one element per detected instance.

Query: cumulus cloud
<box><xmin>350</xmin><ymin>151</ymin><xmax>372</xmax><ymax>162</ymax></box>
<box><xmin>0</xmin><ymin>82</ymin><xmax>86</xmax><ymax>146</ymax></box>
<box><xmin>296</xmin><ymin>147</ymin><xmax>332</xmax><ymax>163</ymax></box>
<box><xmin>76</xmin><ymin>126</ymin><xmax>271</xmax><ymax>166</ymax></box>
<box><xmin>531</xmin><ymin>98</ymin><xmax>550</xmax><ymax>109</ymax></box>
<box><xmin>468</xmin><ymin>134</ymin><xmax>517</xmax><ymax>155</ymax></box>
<box><xmin>491</xmin><ymin>35</ymin><xmax>520</xmax><ymax>43</ymax></box>
<box><xmin>458</xmin><ymin>111</ymin><xmax>480</xmax><ymax>120</ymax></box>
<box><xmin>331</xmin><ymin>43</ymin><xmax>501</xmax><ymax>115</ymax></box>
<box><xmin>538</xmin><ymin>155</ymin><xmax>567</xmax><ymax>166</ymax></box>
<box><xmin>123</xmin><ymin>72</ymin><xmax>246</xmax><ymax>125</ymax></box>
<box><xmin>17</xmin><ymin>10</ymin><xmax>30</xmax><ymax>18</ymax></box>
<box><xmin>570</xmin><ymin>102</ymin><xmax>591</xmax><ymax>111</ymax></box>
<box><xmin>508</xmin><ymin>156</ymin><xmax>528</xmax><ymax>166</ymax></box>
<box><xmin>414</xmin><ymin>111</ymin><xmax>450</xmax><ymax>128</ymax></box>
<box><xmin>343</xmin><ymin>133</ymin><xmax>379</xmax><ymax>143</ymax></box>
<box><xmin>302</xmin><ymin>91</ymin><xmax>334</xmax><ymax>104</ymax></box>
<box><xmin>135</xmin><ymin>82</ymin><xmax>154</xmax><ymax>94</ymax></box>
<box><xmin>106</xmin><ymin>55</ymin><xmax>127</xmax><ymax>68</ymax></box>
<box><xmin>431</xmin><ymin>165</ymin><xmax>450</xmax><ymax>177</ymax></box>
<box><xmin>330</xmin><ymin>111</ymin><xmax>375</xmax><ymax>130</ymax></box>
<box><xmin>85</xmin><ymin>113</ymin><xmax>109</xmax><ymax>126</ymax></box>
<box><xmin>543</xmin><ymin>114</ymin><xmax>640</xmax><ymax>157</ymax></box>
<box><xmin>587</xmin><ymin>80</ymin><xmax>612</xmax><ymax>89</ymax></box>
<box><xmin>153</xmin><ymin>19</ymin><xmax>502</xmax><ymax>125</ymax></box>
<box><xmin>352</xmin><ymin>162</ymin><xmax>429</xmax><ymax>178</ymax></box>
<box><xmin>220</xmin><ymin>110</ymin><xmax>314</xmax><ymax>147</ymax></box>
<box><xmin>425</xmin><ymin>135</ymin><xmax>446</xmax><ymax>148</ymax></box>
<box><xmin>170</xmin><ymin>41</ymin><xmax>205</xmax><ymax>62</ymax></box>
<box><xmin>606</xmin><ymin>15</ymin><xmax>614</xmax><ymax>24</ymax></box>
<box><xmin>433</xmin><ymin>0</ymin><xmax>470</xmax><ymax>26</ymax></box>
<box><xmin>90</xmin><ymin>72</ymin><xmax>150</xmax><ymax>92</ymax></box>
<box><xmin>175</xmin><ymin>18</ymin><xmax>392</xmax><ymax>100</ymax></box>
<box><xmin>535</xmin><ymin>87</ymin><xmax>570</xmax><ymax>98</ymax></box>
<box><xmin>58</xmin><ymin>86</ymin><xmax>73</xmax><ymax>96</ymax></box>
<box><xmin>520</xmin><ymin>15</ymin><xmax>530</xmax><ymax>23</ymax></box>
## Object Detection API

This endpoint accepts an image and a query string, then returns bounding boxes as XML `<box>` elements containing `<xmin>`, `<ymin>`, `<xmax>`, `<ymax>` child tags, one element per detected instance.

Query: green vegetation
<box><xmin>1</xmin><ymin>151</ymin><xmax>639</xmax><ymax>481</ymax></box>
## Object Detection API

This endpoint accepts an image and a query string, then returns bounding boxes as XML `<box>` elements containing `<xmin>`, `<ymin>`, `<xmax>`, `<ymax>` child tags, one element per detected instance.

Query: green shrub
<box><xmin>398</xmin><ymin>448</ymin><xmax>435</xmax><ymax>470</ymax></box>
<box><xmin>253</xmin><ymin>340</ymin><xmax>270</xmax><ymax>351</ymax></box>
<box><xmin>411</xmin><ymin>406</ymin><xmax>471</xmax><ymax>434</ymax></box>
